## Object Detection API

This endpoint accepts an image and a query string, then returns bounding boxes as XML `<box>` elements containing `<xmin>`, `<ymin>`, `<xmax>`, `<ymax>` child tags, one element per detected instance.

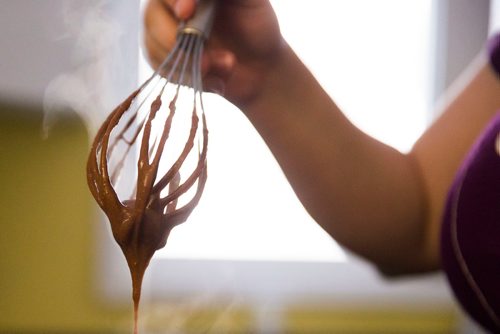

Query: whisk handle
<box><xmin>178</xmin><ymin>0</ymin><xmax>217</xmax><ymax>40</ymax></box>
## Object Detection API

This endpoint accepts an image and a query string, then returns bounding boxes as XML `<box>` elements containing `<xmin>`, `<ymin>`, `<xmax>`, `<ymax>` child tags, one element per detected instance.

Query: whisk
<box><xmin>86</xmin><ymin>0</ymin><xmax>216</xmax><ymax>331</ymax></box>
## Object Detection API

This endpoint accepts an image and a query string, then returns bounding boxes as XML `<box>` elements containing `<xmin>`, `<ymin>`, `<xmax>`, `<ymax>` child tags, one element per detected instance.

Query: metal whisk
<box><xmin>86</xmin><ymin>0</ymin><xmax>216</xmax><ymax>328</ymax></box>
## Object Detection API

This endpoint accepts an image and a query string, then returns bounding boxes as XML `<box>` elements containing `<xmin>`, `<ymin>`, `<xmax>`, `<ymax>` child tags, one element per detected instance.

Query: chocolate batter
<box><xmin>87</xmin><ymin>86</ymin><xmax>208</xmax><ymax>333</ymax></box>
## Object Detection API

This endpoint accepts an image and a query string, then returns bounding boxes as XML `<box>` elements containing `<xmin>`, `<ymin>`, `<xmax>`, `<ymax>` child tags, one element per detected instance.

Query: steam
<box><xmin>43</xmin><ymin>0</ymin><xmax>138</xmax><ymax>138</ymax></box>
<box><xmin>141</xmin><ymin>295</ymin><xmax>246</xmax><ymax>333</ymax></box>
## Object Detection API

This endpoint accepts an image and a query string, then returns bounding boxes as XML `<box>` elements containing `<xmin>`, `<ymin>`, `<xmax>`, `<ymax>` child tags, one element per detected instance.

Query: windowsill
<box><xmin>147</xmin><ymin>257</ymin><xmax>453</xmax><ymax>307</ymax></box>
<box><xmin>96</xmin><ymin>232</ymin><xmax>454</xmax><ymax>310</ymax></box>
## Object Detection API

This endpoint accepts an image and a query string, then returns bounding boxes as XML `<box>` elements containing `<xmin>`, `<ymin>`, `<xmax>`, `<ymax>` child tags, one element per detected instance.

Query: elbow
<box><xmin>373</xmin><ymin>253</ymin><xmax>442</xmax><ymax>279</ymax></box>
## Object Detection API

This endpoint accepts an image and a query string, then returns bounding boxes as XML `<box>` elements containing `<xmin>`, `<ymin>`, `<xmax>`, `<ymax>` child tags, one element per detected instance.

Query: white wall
<box><xmin>431</xmin><ymin>0</ymin><xmax>491</xmax><ymax>109</ymax></box>
<box><xmin>0</xmin><ymin>0</ymin><xmax>139</xmax><ymax>119</ymax></box>
<box><xmin>492</xmin><ymin>0</ymin><xmax>500</xmax><ymax>32</ymax></box>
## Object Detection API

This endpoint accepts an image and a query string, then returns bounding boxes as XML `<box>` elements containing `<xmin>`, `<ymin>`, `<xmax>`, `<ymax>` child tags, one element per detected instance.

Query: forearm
<box><xmin>240</xmin><ymin>43</ymin><xmax>435</xmax><ymax>274</ymax></box>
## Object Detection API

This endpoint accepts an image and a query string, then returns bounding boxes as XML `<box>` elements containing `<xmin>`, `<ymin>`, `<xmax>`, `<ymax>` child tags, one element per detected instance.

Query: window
<box><xmin>137</xmin><ymin>0</ymin><xmax>432</xmax><ymax>263</ymax></box>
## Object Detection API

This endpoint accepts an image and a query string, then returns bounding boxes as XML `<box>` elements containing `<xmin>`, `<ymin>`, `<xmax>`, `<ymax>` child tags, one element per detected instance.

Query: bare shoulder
<box><xmin>409</xmin><ymin>52</ymin><xmax>500</xmax><ymax>267</ymax></box>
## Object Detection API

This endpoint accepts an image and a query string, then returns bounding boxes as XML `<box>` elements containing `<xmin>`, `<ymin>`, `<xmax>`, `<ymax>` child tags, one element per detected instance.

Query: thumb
<box><xmin>172</xmin><ymin>0</ymin><xmax>196</xmax><ymax>20</ymax></box>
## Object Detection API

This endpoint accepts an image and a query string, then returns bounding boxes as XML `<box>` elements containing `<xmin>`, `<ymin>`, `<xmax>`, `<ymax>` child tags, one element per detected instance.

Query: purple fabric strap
<box><xmin>488</xmin><ymin>32</ymin><xmax>500</xmax><ymax>77</ymax></box>
<box><xmin>439</xmin><ymin>32</ymin><xmax>500</xmax><ymax>333</ymax></box>
<box><xmin>440</xmin><ymin>113</ymin><xmax>500</xmax><ymax>333</ymax></box>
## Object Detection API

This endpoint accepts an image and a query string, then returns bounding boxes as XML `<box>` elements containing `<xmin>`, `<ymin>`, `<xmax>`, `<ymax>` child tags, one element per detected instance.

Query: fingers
<box><xmin>204</xmin><ymin>49</ymin><xmax>235</xmax><ymax>78</ymax></box>
<box><xmin>156</xmin><ymin>0</ymin><xmax>196</xmax><ymax>20</ymax></box>
<box><xmin>143</xmin><ymin>0</ymin><xmax>198</xmax><ymax>68</ymax></box>
<box><xmin>144</xmin><ymin>0</ymin><xmax>237</xmax><ymax>94</ymax></box>
<box><xmin>143</xmin><ymin>0</ymin><xmax>178</xmax><ymax>69</ymax></box>
<box><xmin>202</xmin><ymin>49</ymin><xmax>236</xmax><ymax>95</ymax></box>
<box><xmin>171</xmin><ymin>0</ymin><xmax>197</xmax><ymax>20</ymax></box>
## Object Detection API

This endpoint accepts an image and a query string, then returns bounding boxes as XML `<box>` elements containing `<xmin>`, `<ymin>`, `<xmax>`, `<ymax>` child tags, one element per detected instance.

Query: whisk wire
<box><xmin>107</xmin><ymin>33</ymin><xmax>200</xmax><ymax>199</ymax></box>
<box><xmin>151</xmin><ymin>33</ymin><xmax>207</xmax><ymax>200</ymax></box>
<box><xmin>87</xmin><ymin>2</ymin><xmax>215</xmax><ymax>333</ymax></box>
<box><xmin>146</xmin><ymin>34</ymin><xmax>199</xmax><ymax>178</ymax></box>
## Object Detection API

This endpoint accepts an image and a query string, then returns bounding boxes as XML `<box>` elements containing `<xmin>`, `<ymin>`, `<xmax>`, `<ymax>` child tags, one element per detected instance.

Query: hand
<box><xmin>143</xmin><ymin>0</ymin><xmax>284</xmax><ymax>108</ymax></box>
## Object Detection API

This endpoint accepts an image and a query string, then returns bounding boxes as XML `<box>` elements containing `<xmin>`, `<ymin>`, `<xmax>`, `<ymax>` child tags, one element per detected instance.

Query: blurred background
<box><xmin>0</xmin><ymin>0</ymin><xmax>498</xmax><ymax>333</ymax></box>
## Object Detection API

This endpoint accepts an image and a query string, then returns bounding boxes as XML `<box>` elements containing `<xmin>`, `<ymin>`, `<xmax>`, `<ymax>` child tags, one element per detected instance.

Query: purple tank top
<box><xmin>440</xmin><ymin>32</ymin><xmax>500</xmax><ymax>333</ymax></box>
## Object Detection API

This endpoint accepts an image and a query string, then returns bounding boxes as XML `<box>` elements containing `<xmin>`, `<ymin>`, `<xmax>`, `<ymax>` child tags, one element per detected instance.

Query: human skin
<box><xmin>143</xmin><ymin>0</ymin><xmax>500</xmax><ymax>275</ymax></box>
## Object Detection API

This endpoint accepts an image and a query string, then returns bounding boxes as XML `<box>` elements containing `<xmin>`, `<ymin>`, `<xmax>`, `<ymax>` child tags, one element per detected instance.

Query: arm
<box><xmin>410</xmin><ymin>53</ymin><xmax>500</xmax><ymax>273</ymax></box>
<box><xmin>243</xmin><ymin>44</ymin><xmax>429</xmax><ymax>274</ymax></box>
<box><xmin>245</xmin><ymin>44</ymin><xmax>500</xmax><ymax>275</ymax></box>
<box><xmin>144</xmin><ymin>1</ymin><xmax>500</xmax><ymax>275</ymax></box>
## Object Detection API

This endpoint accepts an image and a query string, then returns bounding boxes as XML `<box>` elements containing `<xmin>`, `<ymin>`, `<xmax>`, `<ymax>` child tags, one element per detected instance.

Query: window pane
<box><xmin>139</xmin><ymin>0</ymin><xmax>433</xmax><ymax>262</ymax></box>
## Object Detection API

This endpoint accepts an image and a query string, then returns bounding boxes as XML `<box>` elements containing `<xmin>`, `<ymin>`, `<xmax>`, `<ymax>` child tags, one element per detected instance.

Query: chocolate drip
<box><xmin>87</xmin><ymin>78</ymin><xmax>208</xmax><ymax>333</ymax></box>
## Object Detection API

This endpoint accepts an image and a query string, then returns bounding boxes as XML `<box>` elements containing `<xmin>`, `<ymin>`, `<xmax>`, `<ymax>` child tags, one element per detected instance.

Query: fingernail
<box><xmin>174</xmin><ymin>0</ymin><xmax>184</xmax><ymax>18</ymax></box>
<box><xmin>208</xmin><ymin>77</ymin><xmax>226</xmax><ymax>96</ymax></box>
